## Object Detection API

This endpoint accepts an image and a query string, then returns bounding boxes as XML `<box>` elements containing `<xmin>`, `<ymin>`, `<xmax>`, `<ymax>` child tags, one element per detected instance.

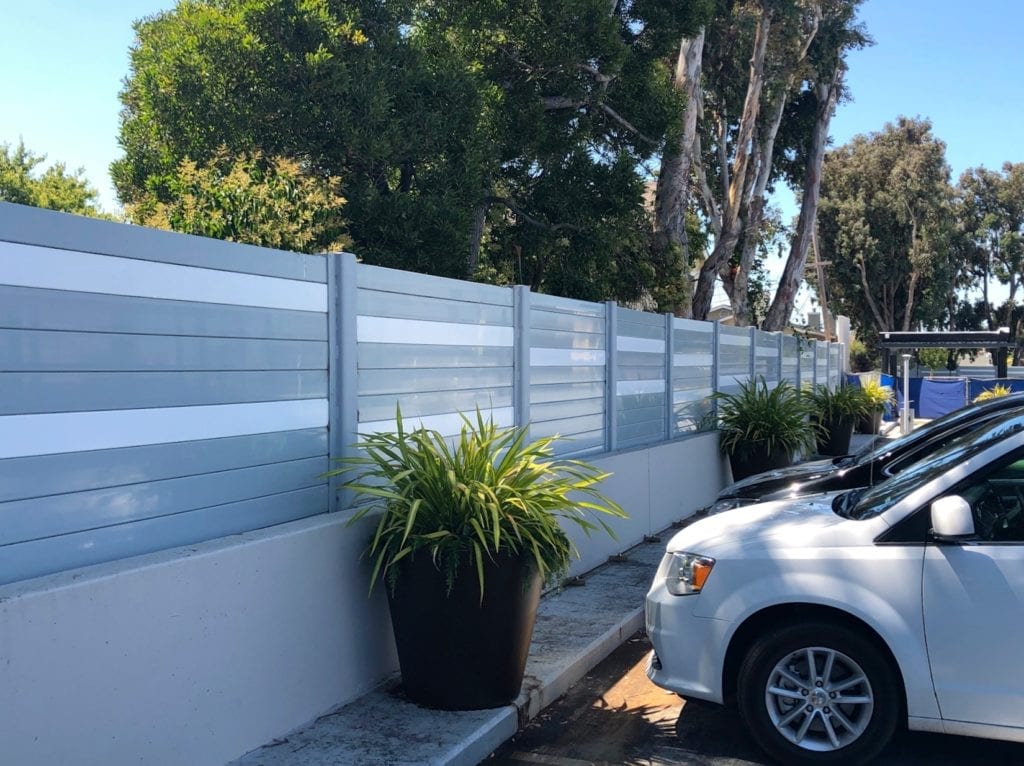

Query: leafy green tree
<box><xmin>818</xmin><ymin>117</ymin><xmax>954</xmax><ymax>336</ymax></box>
<box><xmin>114</xmin><ymin>0</ymin><xmax>711</xmax><ymax>301</ymax></box>
<box><xmin>1</xmin><ymin>140</ymin><xmax>107</xmax><ymax>217</ymax></box>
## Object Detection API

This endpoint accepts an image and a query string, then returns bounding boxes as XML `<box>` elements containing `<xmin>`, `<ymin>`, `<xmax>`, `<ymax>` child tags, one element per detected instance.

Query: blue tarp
<box><xmin>918</xmin><ymin>378</ymin><xmax>967</xmax><ymax>418</ymax></box>
<box><xmin>967</xmin><ymin>378</ymin><xmax>1024</xmax><ymax>400</ymax></box>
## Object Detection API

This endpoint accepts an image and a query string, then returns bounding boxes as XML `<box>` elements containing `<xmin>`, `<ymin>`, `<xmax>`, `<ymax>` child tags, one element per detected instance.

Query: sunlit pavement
<box><xmin>486</xmin><ymin>632</ymin><xmax>1024</xmax><ymax>766</ymax></box>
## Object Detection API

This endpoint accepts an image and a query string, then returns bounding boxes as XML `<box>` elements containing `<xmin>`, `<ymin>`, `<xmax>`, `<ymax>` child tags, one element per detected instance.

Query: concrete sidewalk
<box><xmin>233</xmin><ymin>538</ymin><xmax>668</xmax><ymax>766</ymax></box>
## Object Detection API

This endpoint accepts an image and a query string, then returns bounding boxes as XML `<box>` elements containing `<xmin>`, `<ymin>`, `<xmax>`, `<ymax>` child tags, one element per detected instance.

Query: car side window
<box><xmin>956</xmin><ymin>457</ymin><xmax>1024</xmax><ymax>543</ymax></box>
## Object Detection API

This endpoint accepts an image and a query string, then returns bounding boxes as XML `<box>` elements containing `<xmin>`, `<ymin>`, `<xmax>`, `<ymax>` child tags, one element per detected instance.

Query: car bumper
<box><xmin>645</xmin><ymin>582</ymin><xmax>730</xmax><ymax>704</ymax></box>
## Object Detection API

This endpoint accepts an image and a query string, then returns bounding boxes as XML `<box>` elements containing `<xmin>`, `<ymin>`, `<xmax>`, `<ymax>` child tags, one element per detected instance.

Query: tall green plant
<box><xmin>326</xmin><ymin>408</ymin><xmax>626</xmax><ymax>597</ymax></box>
<box><xmin>712</xmin><ymin>377</ymin><xmax>816</xmax><ymax>456</ymax></box>
<box><xmin>807</xmin><ymin>383</ymin><xmax>871</xmax><ymax>421</ymax></box>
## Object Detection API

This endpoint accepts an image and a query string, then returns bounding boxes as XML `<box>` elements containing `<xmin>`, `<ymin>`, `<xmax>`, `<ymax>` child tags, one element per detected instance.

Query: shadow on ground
<box><xmin>487</xmin><ymin>632</ymin><xmax>1024</xmax><ymax>766</ymax></box>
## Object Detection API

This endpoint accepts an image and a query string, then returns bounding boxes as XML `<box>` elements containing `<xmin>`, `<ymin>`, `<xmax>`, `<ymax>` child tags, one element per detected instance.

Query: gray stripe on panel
<box><xmin>0</xmin><ymin>285</ymin><xmax>327</xmax><ymax>340</ymax></box>
<box><xmin>0</xmin><ymin>371</ymin><xmax>328</xmax><ymax>414</ymax></box>
<box><xmin>0</xmin><ymin>456</ymin><xmax>327</xmax><ymax>546</ymax></box>
<box><xmin>1</xmin><ymin>330</ymin><xmax>327</xmax><ymax>372</ymax></box>
<box><xmin>357</xmin><ymin>264</ymin><xmax>513</xmax><ymax>305</ymax></box>
<box><xmin>529</xmin><ymin>292</ymin><xmax>605</xmax><ymax>316</ymax></box>
<box><xmin>529</xmin><ymin>414</ymin><xmax>605</xmax><ymax>439</ymax></box>
<box><xmin>357</xmin><ymin>289</ymin><xmax>513</xmax><ymax>326</ymax></box>
<box><xmin>530</xmin><ymin>398</ymin><xmax>604</xmax><ymax>422</ymax></box>
<box><xmin>0</xmin><ymin>485</ymin><xmax>327</xmax><ymax>586</ymax></box>
<box><xmin>358</xmin><ymin>343</ymin><xmax>513</xmax><ymax>370</ymax></box>
<box><xmin>358</xmin><ymin>387</ymin><xmax>514</xmax><ymax>422</ymax></box>
<box><xmin>0</xmin><ymin>428</ymin><xmax>327</xmax><ymax>503</ymax></box>
<box><xmin>530</xmin><ymin>328</ymin><xmax>604</xmax><ymax>350</ymax></box>
<box><xmin>358</xmin><ymin>367</ymin><xmax>511</xmax><ymax>396</ymax></box>
<box><xmin>529</xmin><ymin>366</ymin><xmax>605</xmax><ymax>386</ymax></box>
<box><xmin>529</xmin><ymin>309</ymin><xmax>605</xmax><ymax>335</ymax></box>
<box><xmin>617</xmin><ymin>396</ymin><xmax>667</xmax><ymax>415</ymax></box>
<box><xmin>529</xmin><ymin>381</ymin><xmax>605</xmax><ymax>405</ymax></box>
<box><xmin>0</xmin><ymin>202</ymin><xmax>326</xmax><ymax>282</ymax></box>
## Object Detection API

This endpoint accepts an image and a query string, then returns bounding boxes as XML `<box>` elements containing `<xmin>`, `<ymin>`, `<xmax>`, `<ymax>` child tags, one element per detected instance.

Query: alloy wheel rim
<box><xmin>764</xmin><ymin>645</ymin><xmax>874</xmax><ymax>752</ymax></box>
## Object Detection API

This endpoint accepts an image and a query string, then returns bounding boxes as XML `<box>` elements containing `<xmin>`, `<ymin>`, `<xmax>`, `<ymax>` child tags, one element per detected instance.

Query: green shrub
<box><xmin>712</xmin><ymin>377</ymin><xmax>817</xmax><ymax>456</ymax></box>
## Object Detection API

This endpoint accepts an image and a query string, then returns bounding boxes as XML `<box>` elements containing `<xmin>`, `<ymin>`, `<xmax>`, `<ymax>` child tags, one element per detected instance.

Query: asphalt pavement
<box><xmin>487</xmin><ymin>633</ymin><xmax>1024</xmax><ymax>766</ymax></box>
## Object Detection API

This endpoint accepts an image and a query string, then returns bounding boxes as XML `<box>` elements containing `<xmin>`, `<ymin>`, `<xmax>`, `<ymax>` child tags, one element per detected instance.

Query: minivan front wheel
<box><xmin>737</xmin><ymin>622</ymin><xmax>900</xmax><ymax>766</ymax></box>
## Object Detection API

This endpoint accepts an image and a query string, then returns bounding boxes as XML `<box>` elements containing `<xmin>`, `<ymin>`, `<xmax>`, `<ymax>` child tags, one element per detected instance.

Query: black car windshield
<box><xmin>845</xmin><ymin>416</ymin><xmax>1024</xmax><ymax>520</ymax></box>
<box><xmin>850</xmin><ymin>397</ymin><xmax>1024</xmax><ymax>466</ymax></box>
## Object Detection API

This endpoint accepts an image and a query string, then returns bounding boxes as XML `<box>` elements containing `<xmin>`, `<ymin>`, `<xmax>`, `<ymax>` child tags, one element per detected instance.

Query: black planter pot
<box><xmin>386</xmin><ymin>551</ymin><xmax>542</xmax><ymax>710</ymax></box>
<box><xmin>816</xmin><ymin>414</ymin><xmax>857</xmax><ymax>456</ymax></box>
<box><xmin>728</xmin><ymin>442</ymin><xmax>793</xmax><ymax>481</ymax></box>
<box><xmin>856</xmin><ymin>410</ymin><xmax>883</xmax><ymax>435</ymax></box>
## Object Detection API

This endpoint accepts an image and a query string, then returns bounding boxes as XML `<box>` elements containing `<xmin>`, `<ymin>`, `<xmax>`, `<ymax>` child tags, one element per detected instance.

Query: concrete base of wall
<box><xmin>0</xmin><ymin>433</ymin><xmax>726</xmax><ymax>765</ymax></box>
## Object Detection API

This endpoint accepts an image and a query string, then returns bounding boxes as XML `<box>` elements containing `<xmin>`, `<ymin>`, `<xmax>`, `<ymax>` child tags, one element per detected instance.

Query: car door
<box><xmin>922</xmin><ymin>452</ymin><xmax>1024</xmax><ymax>729</ymax></box>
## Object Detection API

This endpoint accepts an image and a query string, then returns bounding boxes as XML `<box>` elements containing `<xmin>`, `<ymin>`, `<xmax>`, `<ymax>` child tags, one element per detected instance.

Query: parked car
<box><xmin>707</xmin><ymin>392</ymin><xmax>1024</xmax><ymax>514</ymax></box>
<box><xmin>646</xmin><ymin>409</ymin><xmax>1024</xmax><ymax>765</ymax></box>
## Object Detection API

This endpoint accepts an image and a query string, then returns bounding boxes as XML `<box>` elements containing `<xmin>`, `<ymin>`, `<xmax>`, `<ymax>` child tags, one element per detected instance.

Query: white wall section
<box><xmin>356</xmin><ymin>315</ymin><xmax>514</xmax><ymax>347</ymax></box>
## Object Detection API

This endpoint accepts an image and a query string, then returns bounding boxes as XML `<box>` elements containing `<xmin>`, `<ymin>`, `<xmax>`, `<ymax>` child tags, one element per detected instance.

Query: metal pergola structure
<box><xmin>879</xmin><ymin>329</ymin><xmax>1014</xmax><ymax>378</ymax></box>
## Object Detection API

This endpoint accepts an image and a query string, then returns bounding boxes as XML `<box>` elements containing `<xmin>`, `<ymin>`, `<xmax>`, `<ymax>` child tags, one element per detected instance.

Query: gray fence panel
<box><xmin>529</xmin><ymin>295</ymin><xmax>607</xmax><ymax>455</ymax></box>
<box><xmin>717</xmin><ymin>325</ymin><xmax>752</xmax><ymax>394</ymax></box>
<box><xmin>801</xmin><ymin>340</ymin><xmax>816</xmax><ymax>387</ymax></box>
<box><xmin>0</xmin><ymin>371</ymin><xmax>328</xmax><ymax>415</ymax></box>
<box><xmin>0</xmin><ymin>285</ymin><xmax>327</xmax><ymax>340</ymax></box>
<box><xmin>0</xmin><ymin>204</ymin><xmax>330</xmax><ymax>586</ymax></box>
<box><xmin>0</xmin><ymin>429</ymin><xmax>327</xmax><ymax>504</ymax></box>
<box><xmin>754</xmin><ymin>330</ymin><xmax>780</xmax><ymax>384</ymax></box>
<box><xmin>0</xmin><ymin>330</ymin><xmax>327</xmax><ymax>372</ymax></box>
<box><xmin>816</xmin><ymin>341</ymin><xmax>830</xmax><ymax>387</ymax></box>
<box><xmin>672</xmin><ymin>318</ymin><xmax>714</xmax><ymax>434</ymax></box>
<box><xmin>0</xmin><ymin>202</ymin><xmax>326</xmax><ymax>282</ymax></box>
<box><xmin>781</xmin><ymin>335</ymin><xmax>800</xmax><ymax>387</ymax></box>
<box><xmin>829</xmin><ymin>344</ymin><xmax>843</xmax><ymax>386</ymax></box>
<box><xmin>1</xmin><ymin>485</ymin><xmax>327</xmax><ymax>585</ymax></box>
<box><xmin>616</xmin><ymin>308</ymin><xmax>666</xmax><ymax>449</ymax></box>
<box><xmin>357</xmin><ymin>265</ymin><xmax>515</xmax><ymax>436</ymax></box>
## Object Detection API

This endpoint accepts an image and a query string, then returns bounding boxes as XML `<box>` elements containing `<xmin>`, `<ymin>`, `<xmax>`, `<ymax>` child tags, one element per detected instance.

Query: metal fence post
<box><xmin>664</xmin><ymin>312</ymin><xmax>674</xmax><ymax>440</ymax></box>
<box><xmin>749</xmin><ymin>326</ymin><xmax>757</xmax><ymax>382</ymax></box>
<box><xmin>513</xmin><ymin>286</ymin><xmax>531</xmax><ymax>433</ymax></box>
<box><xmin>711</xmin><ymin>320</ymin><xmax>721</xmax><ymax>418</ymax></box>
<box><xmin>812</xmin><ymin>342</ymin><xmax>819</xmax><ymax>389</ymax></box>
<box><xmin>826</xmin><ymin>342</ymin><xmax>832</xmax><ymax>389</ymax></box>
<box><xmin>605</xmin><ymin>301</ymin><xmax>618</xmax><ymax>452</ymax></box>
<box><xmin>327</xmin><ymin>252</ymin><xmax>359</xmax><ymax>513</ymax></box>
<box><xmin>777</xmin><ymin>332</ymin><xmax>785</xmax><ymax>384</ymax></box>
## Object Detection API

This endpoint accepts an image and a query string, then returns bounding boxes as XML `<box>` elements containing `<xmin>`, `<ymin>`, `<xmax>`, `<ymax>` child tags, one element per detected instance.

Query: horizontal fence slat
<box><xmin>357</xmin><ymin>289</ymin><xmax>512</xmax><ymax>326</ymax></box>
<box><xmin>0</xmin><ymin>485</ymin><xmax>328</xmax><ymax>586</ymax></box>
<box><xmin>0</xmin><ymin>428</ymin><xmax>328</xmax><ymax>503</ymax></box>
<box><xmin>530</xmin><ymin>328</ymin><xmax>605</xmax><ymax>350</ymax></box>
<box><xmin>358</xmin><ymin>388</ymin><xmax>514</xmax><ymax>422</ymax></box>
<box><xmin>530</xmin><ymin>381</ymin><xmax>605</xmax><ymax>404</ymax></box>
<box><xmin>0</xmin><ymin>457</ymin><xmax>328</xmax><ymax>547</ymax></box>
<box><xmin>359</xmin><ymin>343</ymin><xmax>513</xmax><ymax>370</ymax></box>
<box><xmin>358</xmin><ymin>367</ymin><xmax>512</xmax><ymax>396</ymax></box>
<box><xmin>0</xmin><ymin>202</ymin><xmax>327</xmax><ymax>282</ymax></box>
<box><xmin>530</xmin><ymin>397</ymin><xmax>605</xmax><ymax>422</ymax></box>
<box><xmin>530</xmin><ymin>310</ymin><xmax>605</xmax><ymax>335</ymax></box>
<box><xmin>0</xmin><ymin>330</ymin><xmax>327</xmax><ymax>372</ymax></box>
<box><xmin>357</xmin><ymin>264</ymin><xmax>513</xmax><ymax>305</ymax></box>
<box><xmin>530</xmin><ymin>366</ymin><xmax>606</xmax><ymax>385</ymax></box>
<box><xmin>0</xmin><ymin>285</ymin><xmax>327</xmax><ymax>340</ymax></box>
<box><xmin>0</xmin><ymin>371</ymin><xmax>328</xmax><ymax>415</ymax></box>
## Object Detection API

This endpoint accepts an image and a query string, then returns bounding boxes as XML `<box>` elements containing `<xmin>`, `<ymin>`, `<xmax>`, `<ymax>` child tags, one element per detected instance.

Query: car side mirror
<box><xmin>930</xmin><ymin>495</ymin><xmax>976</xmax><ymax>541</ymax></box>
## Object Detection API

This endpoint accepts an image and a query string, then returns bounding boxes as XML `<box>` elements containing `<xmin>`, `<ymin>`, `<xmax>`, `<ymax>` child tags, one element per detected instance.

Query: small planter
<box><xmin>816</xmin><ymin>414</ymin><xmax>856</xmax><ymax>456</ymax></box>
<box><xmin>857</xmin><ymin>410</ymin><xmax>883</xmax><ymax>435</ymax></box>
<box><xmin>729</xmin><ymin>442</ymin><xmax>793</xmax><ymax>482</ymax></box>
<box><xmin>388</xmin><ymin>552</ymin><xmax>542</xmax><ymax>710</ymax></box>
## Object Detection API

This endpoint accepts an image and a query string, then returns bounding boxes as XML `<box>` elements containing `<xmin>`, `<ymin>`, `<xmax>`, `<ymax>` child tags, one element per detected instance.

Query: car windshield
<box><xmin>842</xmin><ymin>416</ymin><xmax>1024</xmax><ymax>520</ymax></box>
<box><xmin>849</xmin><ymin>398</ymin><xmax>1023</xmax><ymax>466</ymax></box>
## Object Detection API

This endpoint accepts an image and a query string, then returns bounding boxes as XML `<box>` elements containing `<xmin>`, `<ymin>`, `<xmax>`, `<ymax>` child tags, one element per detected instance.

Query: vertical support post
<box><xmin>795</xmin><ymin>338</ymin><xmax>802</xmax><ymax>392</ymax></box>
<box><xmin>513</xmin><ymin>286</ymin><xmax>531</xmax><ymax>432</ymax></box>
<box><xmin>901</xmin><ymin>353</ymin><xmax>913</xmax><ymax>434</ymax></box>
<box><xmin>777</xmin><ymin>332</ymin><xmax>785</xmax><ymax>385</ymax></box>
<box><xmin>711</xmin><ymin>320</ymin><xmax>721</xmax><ymax>419</ymax></box>
<box><xmin>664</xmin><ymin>313</ymin><xmax>674</xmax><ymax>440</ymax></box>
<box><xmin>605</xmin><ymin>301</ymin><xmax>618</xmax><ymax>452</ymax></box>
<box><xmin>825</xmin><ymin>342</ymin><xmax>832</xmax><ymax>389</ymax></box>
<box><xmin>327</xmin><ymin>252</ymin><xmax>359</xmax><ymax>513</ymax></box>
<box><xmin>811</xmin><ymin>342</ymin><xmax>818</xmax><ymax>388</ymax></box>
<box><xmin>749</xmin><ymin>326</ymin><xmax>757</xmax><ymax>383</ymax></box>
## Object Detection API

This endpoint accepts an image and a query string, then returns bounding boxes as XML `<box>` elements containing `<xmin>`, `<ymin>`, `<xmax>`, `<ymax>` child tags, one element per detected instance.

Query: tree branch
<box><xmin>599</xmin><ymin>103</ymin><xmax>659</xmax><ymax>145</ymax></box>
<box><xmin>488</xmin><ymin>196</ymin><xmax>582</xmax><ymax>233</ymax></box>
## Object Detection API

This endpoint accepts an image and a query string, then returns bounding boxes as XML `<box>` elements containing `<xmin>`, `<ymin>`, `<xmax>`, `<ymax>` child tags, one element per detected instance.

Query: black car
<box><xmin>706</xmin><ymin>391</ymin><xmax>1024</xmax><ymax>514</ymax></box>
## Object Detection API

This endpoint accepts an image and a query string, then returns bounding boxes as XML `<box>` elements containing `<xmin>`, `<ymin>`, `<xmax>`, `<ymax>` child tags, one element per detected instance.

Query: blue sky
<box><xmin>2</xmin><ymin>0</ymin><xmax>1022</xmax><ymax>214</ymax></box>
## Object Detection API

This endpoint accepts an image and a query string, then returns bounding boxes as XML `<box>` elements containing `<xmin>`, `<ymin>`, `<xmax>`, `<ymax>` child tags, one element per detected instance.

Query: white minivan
<box><xmin>646</xmin><ymin>411</ymin><xmax>1024</xmax><ymax>765</ymax></box>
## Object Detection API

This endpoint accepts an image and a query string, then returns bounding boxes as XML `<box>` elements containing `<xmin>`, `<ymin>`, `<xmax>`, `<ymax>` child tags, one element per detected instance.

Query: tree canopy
<box><xmin>1</xmin><ymin>140</ymin><xmax>107</xmax><ymax>217</ymax></box>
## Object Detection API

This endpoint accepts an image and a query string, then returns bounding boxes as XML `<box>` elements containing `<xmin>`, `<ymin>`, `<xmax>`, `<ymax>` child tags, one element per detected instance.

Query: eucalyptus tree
<box><xmin>817</xmin><ymin>117</ymin><xmax>955</xmax><ymax>335</ymax></box>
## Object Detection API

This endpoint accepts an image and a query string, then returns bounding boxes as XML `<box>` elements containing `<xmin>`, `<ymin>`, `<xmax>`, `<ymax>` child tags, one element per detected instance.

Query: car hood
<box><xmin>718</xmin><ymin>457</ymin><xmax>842</xmax><ymax>500</ymax></box>
<box><xmin>668</xmin><ymin>492</ymin><xmax>879</xmax><ymax>555</ymax></box>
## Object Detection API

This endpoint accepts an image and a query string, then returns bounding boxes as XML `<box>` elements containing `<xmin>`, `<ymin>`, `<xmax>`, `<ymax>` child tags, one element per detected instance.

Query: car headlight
<box><xmin>706</xmin><ymin>497</ymin><xmax>759</xmax><ymax>515</ymax></box>
<box><xmin>658</xmin><ymin>552</ymin><xmax>716</xmax><ymax>596</ymax></box>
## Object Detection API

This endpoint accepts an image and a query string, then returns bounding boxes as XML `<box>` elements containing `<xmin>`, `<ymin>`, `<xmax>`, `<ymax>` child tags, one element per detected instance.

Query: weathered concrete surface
<box><xmin>233</xmin><ymin>539</ymin><xmax>668</xmax><ymax>766</ymax></box>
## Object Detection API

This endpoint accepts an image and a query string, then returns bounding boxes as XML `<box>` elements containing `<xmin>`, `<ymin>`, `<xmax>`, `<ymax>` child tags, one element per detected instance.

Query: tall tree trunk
<box><xmin>692</xmin><ymin>7</ymin><xmax>772</xmax><ymax>321</ymax></box>
<box><xmin>654</xmin><ymin>30</ymin><xmax>705</xmax><ymax>318</ymax></box>
<box><xmin>762</xmin><ymin>65</ymin><xmax>842</xmax><ymax>331</ymax></box>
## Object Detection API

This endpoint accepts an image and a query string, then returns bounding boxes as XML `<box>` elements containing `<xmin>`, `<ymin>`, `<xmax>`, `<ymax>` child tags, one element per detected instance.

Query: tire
<box><xmin>737</xmin><ymin>621</ymin><xmax>900</xmax><ymax>766</ymax></box>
